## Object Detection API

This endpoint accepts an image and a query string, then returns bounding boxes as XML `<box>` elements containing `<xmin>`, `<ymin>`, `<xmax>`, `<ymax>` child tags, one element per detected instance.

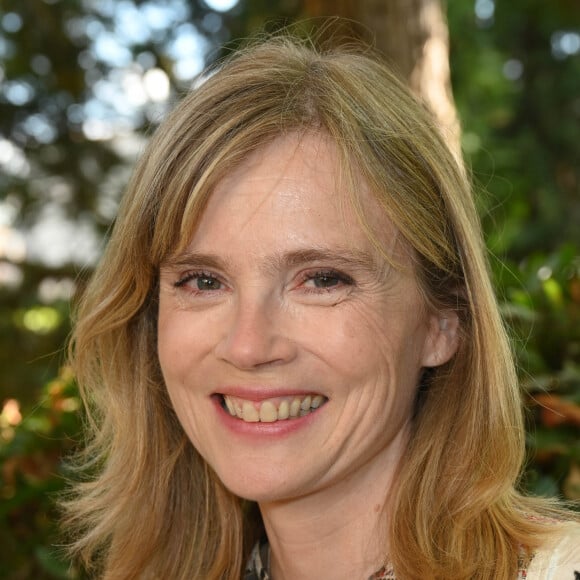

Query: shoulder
<box><xmin>523</xmin><ymin>522</ymin><xmax>580</xmax><ymax>580</ymax></box>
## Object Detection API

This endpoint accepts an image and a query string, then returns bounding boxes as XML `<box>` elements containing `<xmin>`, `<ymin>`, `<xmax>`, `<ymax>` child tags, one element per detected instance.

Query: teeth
<box><xmin>311</xmin><ymin>395</ymin><xmax>324</xmax><ymax>409</ymax></box>
<box><xmin>225</xmin><ymin>397</ymin><xmax>236</xmax><ymax>416</ymax></box>
<box><xmin>242</xmin><ymin>401</ymin><xmax>259</xmax><ymax>422</ymax></box>
<box><xmin>259</xmin><ymin>401</ymin><xmax>277</xmax><ymax>423</ymax></box>
<box><xmin>278</xmin><ymin>400</ymin><xmax>289</xmax><ymax>420</ymax></box>
<box><xmin>223</xmin><ymin>393</ymin><xmax>325</xmax><ymax>423</ymax></box>
<box><xmin>289</xmin><ymin>398</ymin><xmax>301</xmax><ymax>417</ymax></box>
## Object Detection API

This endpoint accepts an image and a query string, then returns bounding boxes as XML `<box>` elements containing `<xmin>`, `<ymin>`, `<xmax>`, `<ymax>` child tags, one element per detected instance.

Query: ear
<box><xmin>420</xmin><ymin>311</ymin><xmax>460</xmax><ymax>368</ymax></box>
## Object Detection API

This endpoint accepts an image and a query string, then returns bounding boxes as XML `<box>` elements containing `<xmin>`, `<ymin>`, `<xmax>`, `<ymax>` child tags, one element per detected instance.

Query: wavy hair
<box><xmin>64</xmin><ymin>32</ymin><xmax>571</xmax><ymax>579</ymax></box>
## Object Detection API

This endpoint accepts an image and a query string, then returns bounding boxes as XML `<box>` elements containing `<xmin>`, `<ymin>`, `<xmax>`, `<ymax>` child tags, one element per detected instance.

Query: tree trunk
<box><xmin>301</xmin><ymin>0</ymin><xmax>461</xmax><ymax>158</ymax></box>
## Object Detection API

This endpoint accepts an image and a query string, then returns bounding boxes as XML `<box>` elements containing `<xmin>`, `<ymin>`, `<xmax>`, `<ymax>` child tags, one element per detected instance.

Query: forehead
<box><xmin>185</xmin><ymin>131</ymin><xmax>401</xmax><ymax>259</ymax></box>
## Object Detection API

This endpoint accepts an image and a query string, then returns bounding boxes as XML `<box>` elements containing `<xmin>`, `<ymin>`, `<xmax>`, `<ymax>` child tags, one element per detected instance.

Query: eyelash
<box><xmin>173</xmin><ymin>268</ymin><xmax>355</xmax><ymax>294</ymax></box>
<box><xmin>174</xmin><ymin>271</ymin><xmax>223</xmax><ymax>293</ymax></box>
<box><xmin>299</xmin><ymin>269</ymin><xmax>354</xmax><ymax>291</ymax></box>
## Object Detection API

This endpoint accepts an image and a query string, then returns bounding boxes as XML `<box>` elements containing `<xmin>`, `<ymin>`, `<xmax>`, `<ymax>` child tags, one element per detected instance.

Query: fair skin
<box><xmin>157</xmin><ymin>132</ymin><xmax>458</xmax><ymax>579</ymax></box>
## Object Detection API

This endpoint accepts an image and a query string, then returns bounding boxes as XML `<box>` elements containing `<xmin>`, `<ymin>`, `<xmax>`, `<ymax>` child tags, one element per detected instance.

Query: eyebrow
<box><xmin>162</xmin><ymin>247</ymin><xmax>385</xmax><ymax>276</ymax></box>
<box><xmin>266</xmin><ymin>248</ymin><xmax>381</xmax><ymax>274</ymax></box>
<box><xmin>162</xmin><ymin>252</ymin><xmax>225</xmax><ymax>271</ymax></box>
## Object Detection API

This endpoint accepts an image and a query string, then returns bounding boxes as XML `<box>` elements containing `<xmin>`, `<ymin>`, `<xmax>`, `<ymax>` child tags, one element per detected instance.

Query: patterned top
<box><xmin>244</xmin><ymin>525</ymin><xmax>580</xmax><ymax>580</ymax></box>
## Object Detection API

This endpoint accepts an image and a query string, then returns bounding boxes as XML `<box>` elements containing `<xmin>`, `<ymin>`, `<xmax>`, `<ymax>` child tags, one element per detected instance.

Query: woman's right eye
<box><xmin>174</xmin><ymin>272</ymin><xmax>223</xmax><ymax>292</ymax></box>
<box><xmin>194</xmin><ymin>274</ymin><xmax>222</xmax><ymax>291</ymax></box>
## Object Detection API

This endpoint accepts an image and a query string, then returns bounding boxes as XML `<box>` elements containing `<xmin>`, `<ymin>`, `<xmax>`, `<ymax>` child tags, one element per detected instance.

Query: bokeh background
<box><xmin>1</xmin><ymin>0</ymin><xmax>579</xmax><ymax>577</ymax></box>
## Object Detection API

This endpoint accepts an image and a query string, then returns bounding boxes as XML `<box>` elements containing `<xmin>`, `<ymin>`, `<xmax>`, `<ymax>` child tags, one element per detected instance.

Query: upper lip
<box><xmin>215</xmin><ymin>386</ymin><xmax>325</xmax><ymax>402</ymax></box>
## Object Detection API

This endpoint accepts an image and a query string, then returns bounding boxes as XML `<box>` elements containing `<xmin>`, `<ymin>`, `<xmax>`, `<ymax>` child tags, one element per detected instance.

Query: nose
<box><xmin>214</xmin><ymin>292</ymin><xmax>297</xmax><ymax>370</ymax></box>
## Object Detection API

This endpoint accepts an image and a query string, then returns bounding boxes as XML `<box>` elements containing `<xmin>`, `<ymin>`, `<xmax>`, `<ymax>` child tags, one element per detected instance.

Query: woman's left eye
<box><xmin>302</xmin><ymin>270</ymin><xmax>354</xmax><ymax>290</ymax></box>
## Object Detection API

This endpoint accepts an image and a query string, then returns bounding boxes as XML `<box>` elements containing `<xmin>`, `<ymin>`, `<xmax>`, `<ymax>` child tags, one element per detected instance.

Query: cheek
<box><xmin>312</xmin><ymin>303</ymin><xmax>426</xmax><ymax>373</ymax></box>
<box><xmin>157</xmin><ymin>315</ymin><xmax>210</xmax><ymax>446</ymax></box>
<box><xmin>157</xmin><ymin>318</ymin><xmax>200</xmax><ymax>403</ymax></box>
<box><xmin>157</xmin><ymin>313</ymin><xmax>181</xmax><ymax>381</ymax></box>
<box><xmin>157</xmin><ymin>303</ymin><xmax>214</xmax><ymax>377</ymax></box>
<box><xmin>296</xmin><ymin>308</ymin><xmax>369</xmax><ymax>367</ymax></box>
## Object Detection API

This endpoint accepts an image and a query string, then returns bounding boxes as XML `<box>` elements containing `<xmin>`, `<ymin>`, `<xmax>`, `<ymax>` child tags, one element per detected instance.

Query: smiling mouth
<box><xmin>219</xmin><ymin>394</ymin><xmax>327</xmax><ymax>423</ymax></box>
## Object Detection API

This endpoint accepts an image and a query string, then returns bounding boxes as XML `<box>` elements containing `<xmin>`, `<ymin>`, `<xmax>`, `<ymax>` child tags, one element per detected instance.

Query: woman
<box><xmin>65</xmin><ymin>33</ymin><xmax>579</xmax><ymax>579</ymax></box>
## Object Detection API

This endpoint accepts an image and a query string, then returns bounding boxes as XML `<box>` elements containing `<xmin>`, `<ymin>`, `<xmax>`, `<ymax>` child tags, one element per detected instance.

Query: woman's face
<box><xmin>158</xmin><ymin>132</ymin><xmax>457</xmax><ymax>503</ymax></box>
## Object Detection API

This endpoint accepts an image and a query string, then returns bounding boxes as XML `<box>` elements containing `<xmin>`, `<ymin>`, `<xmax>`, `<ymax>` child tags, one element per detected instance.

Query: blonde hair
<box><xmin>65</xmin><ymin>33</ymin><xmax>572</xmax><ymax>579</ymax></box>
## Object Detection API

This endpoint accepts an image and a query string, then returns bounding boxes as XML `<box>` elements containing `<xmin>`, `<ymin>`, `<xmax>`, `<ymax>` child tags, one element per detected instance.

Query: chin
<box><xmin>216</xmin><ymin>468</ymin><xmax>309</xmax><ymax>504</ymax></box>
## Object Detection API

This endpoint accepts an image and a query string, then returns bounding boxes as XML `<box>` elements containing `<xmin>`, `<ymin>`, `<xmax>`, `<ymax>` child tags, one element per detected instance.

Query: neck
<box><xmin>258</xmin><ymin>431</ymin><xmax>405</xmax><ymax>580</ymax></box>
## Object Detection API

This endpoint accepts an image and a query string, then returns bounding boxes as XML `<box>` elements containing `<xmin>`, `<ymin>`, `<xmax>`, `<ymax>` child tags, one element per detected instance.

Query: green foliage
<box><xmin>0</xmin><ymin>368</ymin><xmax>83</xmax><ymax>579</ymax></box>
<box><xmin>449</xmin><ymin>0</ymin><xmax>580</xmax><ymax>501</ymax></box>
<box><xmin>494</xmin><ymin>247</ymin><xmax>580</xmax><ymax>500</ymax></box>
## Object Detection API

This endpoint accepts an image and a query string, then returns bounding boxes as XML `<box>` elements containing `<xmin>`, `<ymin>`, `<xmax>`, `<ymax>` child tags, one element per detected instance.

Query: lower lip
<box><xmin>212</xmin><ymin>396</ymin><xmax>324</xmax><ymax>438</ymax></box>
